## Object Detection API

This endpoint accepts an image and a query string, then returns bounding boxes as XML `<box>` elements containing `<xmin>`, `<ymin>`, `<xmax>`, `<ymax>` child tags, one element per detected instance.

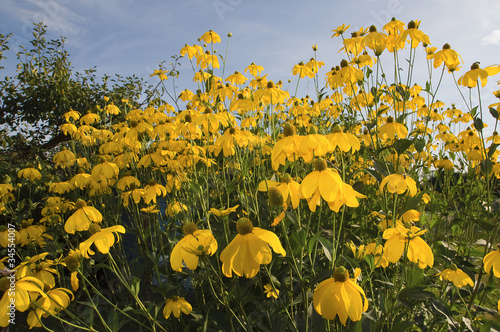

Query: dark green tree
<box><xmin>0</xmin><ymin>23</ymin><xmax>148</xmax><ymax>161</ymax></box>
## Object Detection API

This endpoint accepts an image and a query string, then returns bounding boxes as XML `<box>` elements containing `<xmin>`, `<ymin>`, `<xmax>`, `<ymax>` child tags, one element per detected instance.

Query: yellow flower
<box><xmin>105</xmin><ymin>103</ymin><xmax>121</xmax><ymax>115</ymax></box>
<box><xmin>326</xmin><ymin>125</ymin><xmax>361</xmax><ymax>152</ymax></box>
<box><xmin>0</xmin><ymin>276</ymin><xmax>46</xmax><ymax>326</ymax></box>
<box><xmin>53</xmin><ymin>147</ymin><xmax>76</xmax><ymax>168</ymax></box>
<box><xmin>220</xmin><ymin>218</ymin><xmax>286</xmax><ymax>278</ymax></box>
<box><xmin>245</xmin><ymin>62</ymin><xmax>264</xmax><ymax>76</ymax></box>
<box><xmin>63</xmin><ymin>109</ymin><xmax>80</xmax><ymax>122</ymax></box>
<box><xmin>64</xmin><ymin>199</ymin><xmax>102</xmax><ymax>234</ymax></box>
<box><xmin>436</xmin><ymin>265</ymin><xmax>474</xmax><ymax>288</ymax></box>
<box><xmin>483</xmin><ymin>248</ymin><xmax>500</xmax><ymax>277</ymax></box>
<box><xmin>149</xmin><ymin>69</ymin><xmax>168</xmax><ymax>81</ymax></box>
<box><xmin>27</xmin><ymin>288</ymin><xmax>74</xmax><ymax>329</ymax></box>
<box><xmin>79</xmin><ymin>224</ymin><xmax>126</xmax><ymax>258</ymax></box>
<box><xmin>458</xmin><ymin>62</ymin><xmax>500</xmax><ymax>88</ymax></box>
<box><xmin>0</xmin><ymin>226</ymin><xmax>19</xmax><ymax>247</ymax></box>
<box><xmin>379</xmin><ymin>116</ymin><xmax>408</xmax><ymax>140</ymax></box>
<box><xmin>18</xmin><ymin>165</ymin><xmax>42</xmax><ymax>181</ymax></box>
<box><xmin>200</xmin><ymin>29</ymin><xmax>221</xmax><ymax>43</ymax></box>
<box><xmin>210</xmin><ymin>205</ymin><xmax>240</xmax><ymax>217</ymax></box>
<box><xmin>18</xmin><ymin>219</ymin><xmax>46</xmax><ymax>246</ymax></box>
<box><xmin>91</xmin><ymin>160</ymin><xmax>119</xmax><ymax>180</ymax></box>
<box><xmin>165</xmin><ymin>201</ymin><xmax>188</xmax><ymax>217</ymax></box>
<box><xmin>292</xmin><ymin>61</ymin><xmax>314</xmax><ymax>78</ymax></box>
<box><xmin>427</xmin><ymin>43</ymin><xmax>463</xmax><ymax>71</ymax></box>
<box><xmin>383</xmin><ymin>224</ymin><xmax>434</xmax><ymax>268</ymax></box>
<box><xmin>258</xmin><ymin>174</ymin><xmax>301</xmax><ymax>209</ymax></box>
<box><xmin>380</xmin><ymin>172</ymin><xmax>417</xmax><ymax>196</ymax></box>
<box><xmin>80</xmin><ymin>111</ymin><xmax>100</xmax><ymax>125</ymax></box>
<box><xmin>300</xmin><ymin>158</ymin><xmax>344</xmax><ymax>212</ymax></box>
<box><xmin>163</xmin><ymin>296</ymin><xmax>192</xmax><ymax>319</ymax></box>
<box><xmin>331</xmin><ymin>24</ymin><xmax>350</xmax><ymax>37</ymax></box>
<box><xmin>49</xmin><ymin>181</ymin><xmax>71</xmax><ymax>194</ymax></box>
<box><xmin>226</xmin><ymin>71</ymin><xmax>248</xmax><ymax>85</ymax></box>
<box><xmin>299</xmin><ymin>131</ymin><xmax>332</xmax><ymax>163</ymax></box>
<box><xmin>264</xmin><ymin>284</ymin><xmax>279</xmax><ymax>299</ymax></box>
<box><xmin>170</xmin><ymin>222</ymin><xmax>218</xmax><ymax>271</ymax></box>
<box><xmin>180</xmin><ymin>44</ymin><xmax>203</xmax><ymax>59</ymax></box>
<box><xmin>313</xmin><ymin>267</ymin><xmax>368</xmax><ymax>325</ymax></box>
<box><xmin>397</xmin><ymin>20</ymin><xmax>430</xmax><ymax>49</ymax></box>
<box><xmin>143</xmin><ymin>180</ymin><xmax>167</xmax><ymax>205</ymax></box>
<box><xmin>364</xmin><ymin>242</ymin><xmax>389</xmax><ymax>268</ymax></box>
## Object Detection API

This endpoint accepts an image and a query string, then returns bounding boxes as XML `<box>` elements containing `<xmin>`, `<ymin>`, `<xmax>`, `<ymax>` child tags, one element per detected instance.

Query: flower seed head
<box><xmin>333</xmin><ymin>266</ymin><xmax>349</xmax><ymax>282</ymax></box>
<box><xmin>314</xmin><ymin>158</ymin><xmax>328</xmax><ymax>172</ymax></box>
<box><xmin>268</xmin><ymin>187</ymin><xmax>284</xmax><ymax>207</ymax></box>
<box><xmin>64</xmin><ymin>255</ymin><xmax>80</xmax><ymax>272</ymax></box>
<box><xmin>236</xmin><ymin>217</ymin><xmax>254</xmax><ymax>235</ymax></box>
<box><xmin>283</xmin><ymin>123</ymin><xmax>296</xmax><ymax>137</ymax></box>
<box><xmin>88</xmin><ymin>223</ymin><xmax>101</xmax><ymax>235</ymax></box>
<box><xmin>75</xmin><ymin>199</ymin><xmax>87</xmax><ymax>209</ymax></box>
<box><xmin>183</xmin><ymin>221</ymin><xmax>198</xmax><ymax>235</ymax></box>
<box><xmin>0</xmin><ymin>278</ymin><xmax>9</xmax><ymax>292</ymax></box>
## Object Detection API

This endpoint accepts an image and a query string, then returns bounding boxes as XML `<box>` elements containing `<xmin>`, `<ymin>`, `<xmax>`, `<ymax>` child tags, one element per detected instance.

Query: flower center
<box><xmin>236</xmin><ymin>218</ymin><xmax>254</xmax><ymax>235</ymax></box>
<box><xmin>333</xmin><ymin>266</ymin><xmax>349</xmax><ymax>282</ymax></box>
<box><xmin>314</xmin><ymin>158</ymin><xmax>328</xmax><ymax>172</ymax></box>
<box><xmin>183</xmin><ymin>221</ymin><xmax>198</xmax><ymax>235</ymax></box>
<box><xmin>268</xmin><ymin>187</ymin><xmax>284</xmax><ymax>207</ymax></box>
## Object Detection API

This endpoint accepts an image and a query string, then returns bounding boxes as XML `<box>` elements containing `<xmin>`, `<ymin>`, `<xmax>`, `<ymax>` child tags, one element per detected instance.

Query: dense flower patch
<box><xmin>2</xmin><ymin>18</ymin><xmax>500</xmax><ymax>331</ymax></box>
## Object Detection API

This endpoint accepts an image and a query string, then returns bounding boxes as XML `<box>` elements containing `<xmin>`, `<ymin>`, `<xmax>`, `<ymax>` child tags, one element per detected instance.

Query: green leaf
<box><xmin>489</xmin><ymin>107</ymin><xmax>499</xmax><ymax>119</ymax></box>
<box><xmin>473</xmin><ymin>116</ymin><xmax>484</xmax><ymax>131</ymax></box>
<box><xmin>414</xmin><ymin>137</ymin><xmax>426</xmax><ymax>153</ymax></box>
<box><xmin>471</xmin><ymin>105</ymin><xmax>478</xmax><ymax>118</ymax></box>
<box><xmin>130</xmin><ymin>276</ymin><xmax>141</xmax><ymax>296</ymax></box>
<box><xmin>318</xmin><ymin>236</ymin><xmax>333</xmax><ymax>261</ymax></box>
<box><xmin>393</xmin><ymin>138</ymin><xmax>413</xmax><ymax>155</ymax></box>
<box><xmin>399</xmin><ymin>192</ymin><xmax>424</xmax><ymax>215</ymax></box>
<box><xmin>107</xmin><ymin>310</ymin><xmax>120</xmax><ymax>331</ymax></box>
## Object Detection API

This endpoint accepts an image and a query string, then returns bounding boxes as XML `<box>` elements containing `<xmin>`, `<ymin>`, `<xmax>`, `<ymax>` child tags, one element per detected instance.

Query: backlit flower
<box><xmin>200</xmin><ymin>29</ymin><xmax>221</xmax><ymax>44</ymax></box>
<box><xmin>53</xmin><ymin>148</ymin><xmax>76</xmax><ymax>168</ymax></box>
<box><xmin>484</xmin><ymin>247</ymin><xmax>500</xmax><ymax>278</ymax></box>
<box><xmin>0</xmin><ymin>276</ymin><xmax>46</xmax><ymax>326</ymax></box>
<box><xmin>220</xmin><ymin>218</ymin><xmax>286</xmax><ymax>278</ymax></box>
<box><xmin>64</xmin><ymin>199</ymin><xmax>102</xmax><ymax>234</ymax></box>
<box><xmin>170</xmin><ymin>222</ymin><xmax>218</xmax><ymax>271</ymax></box>
<box><xmin>163</xmin><ymin>296</ymin><xmax>192</xmax><ymax>319</ymax></box>
<box><xmin>210</xmin><ymin>205</ymin><xmax>240</xmax><ymax>217</ymax></box>
<box><xmin>383</xmin><ymin>224</ymin><xmax>434</xmax><ymax>268</ymax></box>
<box><xmin>27</xmin><ymin>288</ymin><xmax>73</xmax><ymax>329</ymax></box>
<box><xmin>258</xmin><ymin>173</ymin><xmax>301</xmax><ymax>209</ymax></box>
<box><xmin>397</xmin><ymin>20</ymin><xmax>430</xmax><ymax>49</ymax></box>
<box><xmin>18</xmin><ymin>165</ymin><xmax>42</xmax><ymax>181</ymax></box>
<box><xmin>264</xmin><ymin>284</ymin><xmax>279</xmax><ymax>299</ymax></box>
<box><xmin>427</xmin><ymin>43</ymin><xmax>463</xmax><ymax>71</ymax></box>
<box><xmin>380</xmin><ymin>172</ymin><xmax>417</xmax><ymax>196</ymax></box>
<box><xmin>379</xmin><ymin>116</ymin><xmax>408</xmax><ymax>140</ymax></box>
<box><xmin>79</xmin><ymin>224</ymin><xmax>126</xmax><ymax>258</ymax></box>
<box><xmin>313</xmin><ymin>267</ymin><xmax>368</xmax><ymax>325</ymax></box>
<box><xmin>436</xmin><ymin>264</ymin><xmax>474</xmax><ymax>288</ymax></box>
<box><xmin>458</xmin><ymin>62</ymin><xmax>500</xmax><ymax>88</ymax></box>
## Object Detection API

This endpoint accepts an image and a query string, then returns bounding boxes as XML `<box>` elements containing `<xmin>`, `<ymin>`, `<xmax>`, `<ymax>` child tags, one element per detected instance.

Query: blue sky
<box><xmin>1</xmin><ymin>0</ymin><xmax>500</xmax><ymax>131</ymax></box>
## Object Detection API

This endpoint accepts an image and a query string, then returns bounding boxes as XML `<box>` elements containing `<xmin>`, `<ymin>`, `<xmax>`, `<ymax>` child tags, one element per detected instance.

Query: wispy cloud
<box><xmin>482</xmin><ymin>30</ymin><xmax>500</xmax><ymax>45</ymax></box>
<box><xmin>2</xmin><ymin>0</ymin><xmax>86</xmax><ymax>44</ymax></box>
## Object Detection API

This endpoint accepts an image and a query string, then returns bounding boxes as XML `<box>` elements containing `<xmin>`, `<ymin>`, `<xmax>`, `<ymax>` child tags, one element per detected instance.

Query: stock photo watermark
<box><xmin>4</xmin><ymin>223</ymin><xmax>17</xmax><ymax>325</ymax></box>
<box><xmin>212</xmin><ymin>0</ymin><xmax>244</xmax><ymax>21</ymax></box>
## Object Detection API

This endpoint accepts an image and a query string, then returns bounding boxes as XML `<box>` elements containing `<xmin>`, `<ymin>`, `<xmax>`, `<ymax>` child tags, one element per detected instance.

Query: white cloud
<box><xmin>482</xmin><ymin>30</ymin><xmax>500</xmax><ymax>45</ymax></box>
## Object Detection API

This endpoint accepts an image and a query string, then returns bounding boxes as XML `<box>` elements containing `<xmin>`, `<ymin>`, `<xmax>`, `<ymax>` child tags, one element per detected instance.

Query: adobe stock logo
<box><xmin>365</xmin><ymin>0</ymin><xmax>403</xmax><ymax>29</ymax></box>
<box><xmin>212</xmin><ymin>0</ymin><xmax>244</xmax><ymax>21</ymax></box>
